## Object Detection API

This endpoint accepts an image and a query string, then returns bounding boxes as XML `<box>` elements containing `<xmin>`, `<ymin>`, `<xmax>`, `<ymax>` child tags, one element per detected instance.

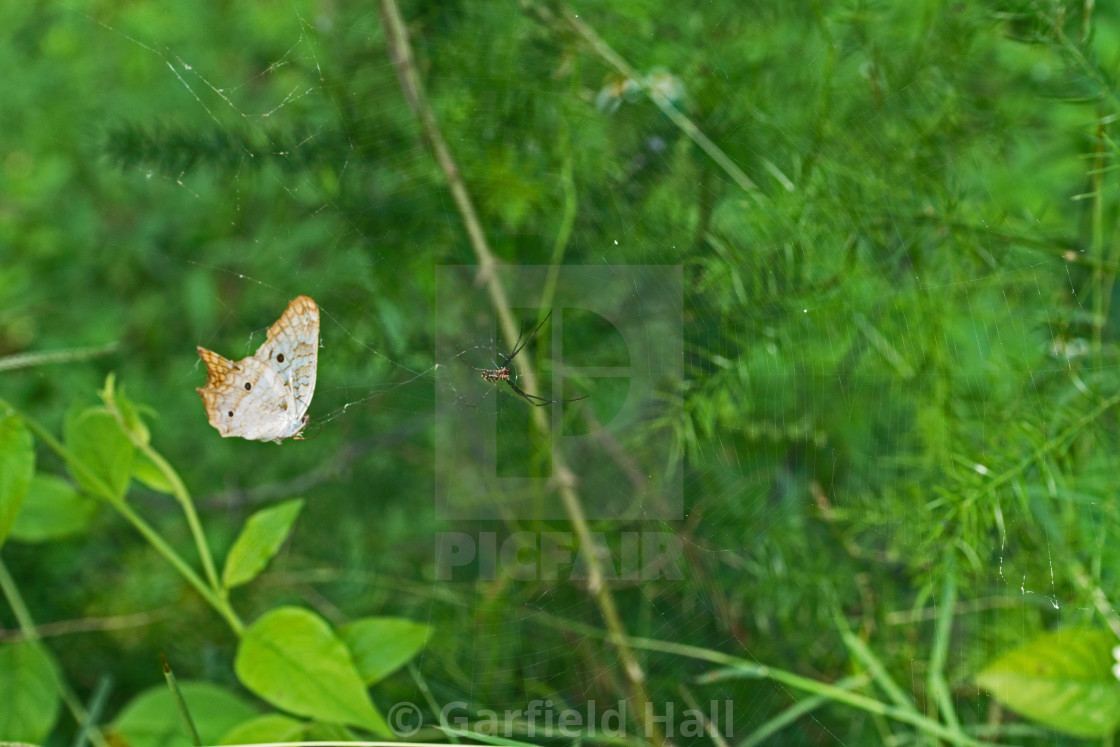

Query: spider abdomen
<box><xmin>481</xmin><ymin>368</ymin><xmax>511</xmax><ymax>383</ymax></box>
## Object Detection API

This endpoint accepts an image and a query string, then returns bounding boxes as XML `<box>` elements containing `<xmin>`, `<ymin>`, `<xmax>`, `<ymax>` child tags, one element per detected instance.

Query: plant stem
<box><xmin>0</xmin><ymin>341</ymin><xmax>119</xmax><ymax>373</ymax></box>
<box><xmin>929</xmin><ymin>568</ymin><xmax>960</xmax><ymax>731</ymax></box>
<box><xmin>71</xmin><ymin>675</ymin><xmax>112</xmax><ymax>747</ymax></box>
<box><xmin>138</xmin><ymin>439</ymin><xmax>221</xmax><ymax>594</ymax></box>
<box><xmin>525</xmin><ymin>1</ymin><xmax>763</xmax><ymax>198</ymax></box>
<box><xmin>112</xmin><ymin>498</ymin><xmax>243</xmax><ymax>634</ymax></box>
<box><xmin>0</xmin><ymin>560</ymin><xmax>111</xmax><ymax>747</ymax></box>
<box><xmin>3</xmin><ymin>400</ymin><xmax>243</xmax><ymax>635</ymax></box>
<box><xmin>375</xmin><ymin>3</ymin><xmax>664</xmax><ymax>743</ymax></box>
<box><xmin>98</xmin><ymin>379</ymin><xmax>223</xmax><ymax>595</ymax></box>
<box><xmin>533</xmin><ymin>614</ymin><xmax>996</xmax><ymax>747</ymax></box>
<box><xmin>0</xmin><ymin>558</ymin><xmax>37</xmax><ymax>636</ymax></box>
<box><xmin>162</xmin><ymin>654</ymin><xmax>202</xmax><ymax>746</ymax></box>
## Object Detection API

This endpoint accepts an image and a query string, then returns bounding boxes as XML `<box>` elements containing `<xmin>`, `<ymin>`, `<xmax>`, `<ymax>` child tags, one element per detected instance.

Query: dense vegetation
<box><xmin>5</xmin><ymin>0</ymin><xmax>1120</xmax><ymax>743</ymax></box>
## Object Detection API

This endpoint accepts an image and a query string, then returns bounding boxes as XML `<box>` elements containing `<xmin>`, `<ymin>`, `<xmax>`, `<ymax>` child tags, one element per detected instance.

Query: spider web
<box><xmin>8</xmin><ymin>0</ymin><xmax>1120</xmax><ymax>743</ymax></box>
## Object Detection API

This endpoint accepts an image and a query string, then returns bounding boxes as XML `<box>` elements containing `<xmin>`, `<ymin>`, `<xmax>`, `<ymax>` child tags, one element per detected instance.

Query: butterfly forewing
<box><xmin>253</xmin><ymin>295</ymin><xmax>319</xmax><ymax>419</ymax></box>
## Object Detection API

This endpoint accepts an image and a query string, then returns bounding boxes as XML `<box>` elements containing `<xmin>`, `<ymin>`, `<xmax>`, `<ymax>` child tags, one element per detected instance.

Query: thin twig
<box><xmin>0</xmin><ymin>607</ymin><xmax>174</xmax><ymax>643</ymax></box>
<box><xmin>375</xmin><ymin>3</ymin><xmax>664</xmax><ymax>743</ymax></box>
<box><xmin>524</xmin><ymin>2</ymin><xmax>762</xmax><ymax>198</ymax></box>
<box><xmin>0</xmin><ymin>342</ymin><xmax>119</xmax><ymax>373</ymax></box>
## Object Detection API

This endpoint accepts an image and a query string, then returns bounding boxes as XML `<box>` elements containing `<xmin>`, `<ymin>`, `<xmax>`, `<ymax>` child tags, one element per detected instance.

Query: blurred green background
<box><xmin>5</xmin><ymin>0</ymin><xmax>1120</xmax><ymax>743</ymax></box>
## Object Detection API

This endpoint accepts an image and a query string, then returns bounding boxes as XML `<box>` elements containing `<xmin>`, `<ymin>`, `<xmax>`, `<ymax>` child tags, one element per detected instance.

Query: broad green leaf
<box><xmin>219</xmin><ymin>714</ymin><xmax>306</xmax><ymax>744</ymax></box>
<box><xmin>64</xmin><ymin>406</ymin><xmax>133</xmax><ymax>501</ymax></box>
<box><xmin>111</xmin><ymin>681</ymin><xmax>257</xmax><ymax>747</ymax></box>
<box><xmin>976</xmin><ymin>628</ymin><xmax>1120</xmax><ymax>737</ymax></box>
<box><xmin>339</xmin><ymin>617</ymin><xmax>430</xmax><ymax>685</ymax></box>
<box><xmin>0</xmin><ymin>415</ymin><xmax>34</xmax><ymax>548</ymax></box>
<box><xmin>10</xmin><ymin>474</ymin><xmax>97</xmax><ymax>542</ymax></box>
<box><xmin>0</xmin><ymin>640</ymin><xmax>61</xmax><ymax>742</ymax></box>
<box><xmin>235</xmin><ymin>606</ymin><xmax>389</xmax><ymax>735</ymax></box>
<box><xmin>222</xmin><ymin>499</ymin><xmax>304</xmax><ymax>589</ymax></box>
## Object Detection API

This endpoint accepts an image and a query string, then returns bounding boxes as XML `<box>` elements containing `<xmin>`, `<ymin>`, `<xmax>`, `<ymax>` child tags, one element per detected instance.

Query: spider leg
<box><xmin>505</xmin><ymin>378</ymin><xmax>587</xmax><ymax>407</ymax></box>
<box><xmin>460</xmin><ymin>358</ymin><xmax>496</xmax><ymax>374</ymax></box>
<box><xmin>504</xmin><ymin>379</ymin><xmax>554</xmax><ymax>406</ymax></box>
<box><xmin>505</xmin><ymin>309</ymin><xmax>552</xmax><ymax>364</ymax></box>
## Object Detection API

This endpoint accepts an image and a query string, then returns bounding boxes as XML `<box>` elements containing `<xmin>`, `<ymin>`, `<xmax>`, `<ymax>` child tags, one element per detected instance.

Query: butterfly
<box><xmin>196</xmin><ymin>295</ymin><xmax>319</xmax><ymax>443</ymax></box>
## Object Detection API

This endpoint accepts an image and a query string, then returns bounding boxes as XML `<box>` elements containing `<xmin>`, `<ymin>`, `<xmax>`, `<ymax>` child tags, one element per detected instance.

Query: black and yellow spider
<box><xmin>464</xmin><ymin>310</ymin><xmax>588</xmax><ymax>407</ymax></box>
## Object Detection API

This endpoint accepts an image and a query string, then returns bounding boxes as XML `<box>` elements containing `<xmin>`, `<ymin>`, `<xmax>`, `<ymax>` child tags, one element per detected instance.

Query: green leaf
<box><xmin>339</xmin><ymin>617</ymin><xmax>430</xmax><ymax>685</ymax></box>
<box><xmin>301</xmin><ymin>721</ymin><xmax>359</xmax><ymax>740</ymax></box>
<box><xmin>0</xmin><ymin>415</ymin><xmax>35</xmax><ymax>549</ymax></box>
<box><xmin>133</xmin><ymin>451</ymin><xmax>175</xmax><ymax>494</ymax></box>
<box><xmin>219</xmin><ymin>714</ymin><xmax>307</xmax><ymax>744</ymax></box>
<box><xmin>234</xmin><ymin>606</ymin><xmax>389</xmax><ymax>735</ymax></box>
<box><xmin>10</xmin><ymin>474</ymin><xmax>97</xmax><ymax>542</ymax></box>
<box><xmin>221</xmin><ymin>499</ymin><xmax>304</xmax><ymax>589</ymax></box>
<box><xmin>0</xmin><ymin>640</ymin><xmax>61</xmax><ymax>742</ymax></box>
<box><xmin>219</xmin><ymin>716</ymin><xmax>356</xmax><ymax>745</ymax></box>
<box><xmin>976</xmin><ymin>628</ymin><xmax>1120</xmax><ymax>737</ymax></box>
<box><xmin>111</xmin><ymin>681</ymin><xmax>257</xmax><ymax>747</ymax></box>
<box><xmin>64</xmin><ymin>406</ymin><xmax>134</xmax><ymax>501</ymax></box>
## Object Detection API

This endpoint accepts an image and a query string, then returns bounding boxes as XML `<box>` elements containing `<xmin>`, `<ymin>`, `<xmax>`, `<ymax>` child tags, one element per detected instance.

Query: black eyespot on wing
<box><xmin>227</xmin><ymin>410</ymin><xmax>234</xmax><ymax>417</ymax></box>
<box><xmin>276</xmin><ymin>353</ymin><xmax>285</xmax><ymax>363</ymax></box>
<box><xmin>244</xmin><ymin>382</ymin><xmax>252</xmax><ymax>391</ymax></box>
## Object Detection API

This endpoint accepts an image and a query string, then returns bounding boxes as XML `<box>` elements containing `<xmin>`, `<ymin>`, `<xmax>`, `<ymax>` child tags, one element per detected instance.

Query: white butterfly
<box><xmin>196</xmin><ymin>295</ymin><xmax>319</xmax><ymax>443</ymax></box>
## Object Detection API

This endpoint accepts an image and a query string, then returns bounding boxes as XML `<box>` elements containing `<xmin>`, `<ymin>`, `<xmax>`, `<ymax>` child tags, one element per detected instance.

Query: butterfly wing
<box><xmin>253</xmin><ymin>295</ymin><xmax>319</xmax><ymax>420</ymax></box>
<box><xmin>197</xmin><ymin>347</ymin><xmax>305</xmax><ymax>442</ymax></box>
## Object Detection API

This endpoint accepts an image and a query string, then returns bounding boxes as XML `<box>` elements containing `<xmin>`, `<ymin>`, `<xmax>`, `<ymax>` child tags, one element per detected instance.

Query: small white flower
<box><xmin>645</xmin><ymin>68</ymin><xmax>685</xmax><ymax>104</ymax></box>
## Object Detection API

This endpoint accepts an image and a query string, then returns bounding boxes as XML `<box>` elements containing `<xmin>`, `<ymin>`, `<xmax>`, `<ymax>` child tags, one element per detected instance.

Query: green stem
<box><xmin>0</xmin><ymin>559</ymin><xmax>37</xmax><ymax>637</ymax></box>
<box><xmin>533</xmin><ymin>614</ymin><xmax>998</xmax><ymax>747</ymax></box>
<box><xmin>135</xmin><ymin>437</ymin><xmax>221</xmax><ymax>594</ymax></box>
<box><xmin>0</xmin><ymin>560</ymin><xmax>111</xmax><ymax>747</ymax></box>
<box><xmin>3</xmin><ymin>401</ymin><xmax>243</xmax><ymax>635</ymax></box>
<box><xmin>72</xmin><ymin>675</ymin><xmax>112</xmax><ymax>747</ymax></box>
<box><xmin>162</xmin><ymin>654</ymin><xmax>202</xmax><ymax>746</ymax></box>
<box><xmin>527</xmin><ymin>1</ymin><xmax>763</xmax><ymax>198</ymax></box>
<box><xmin>1091</xmin><ymin>119</ymin><xmax>1105</xmax><ymax>369</ymax></box>
<box><xmin>540</xmin><ymin>135</ymin><xmax>577</xmax><ymax>312</ymax></box>
<box><xmin>929</xmin><ymin>568</ymin><xmax>960</xmax><ymax>732</ymax></box>
<box><xmin>97</xmin><ymin>380</ymin><xmax>222</xmax><ymax>594</ymax></box>
<box><xmin>0</xmin><ymin>342</ymin><xmax>119</xmax><ymax>373</ymax></box>
<box><xmin>113</xmin><ymin>498</ymin><xmax>243</xmax><ymax>634</ymax></box>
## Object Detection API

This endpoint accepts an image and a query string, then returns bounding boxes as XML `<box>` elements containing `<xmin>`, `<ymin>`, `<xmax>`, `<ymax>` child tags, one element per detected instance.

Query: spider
<box><xmin>464</xmin><ymin>310</ymin><xmax>588</xmax><ymax>407</ymax></box>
